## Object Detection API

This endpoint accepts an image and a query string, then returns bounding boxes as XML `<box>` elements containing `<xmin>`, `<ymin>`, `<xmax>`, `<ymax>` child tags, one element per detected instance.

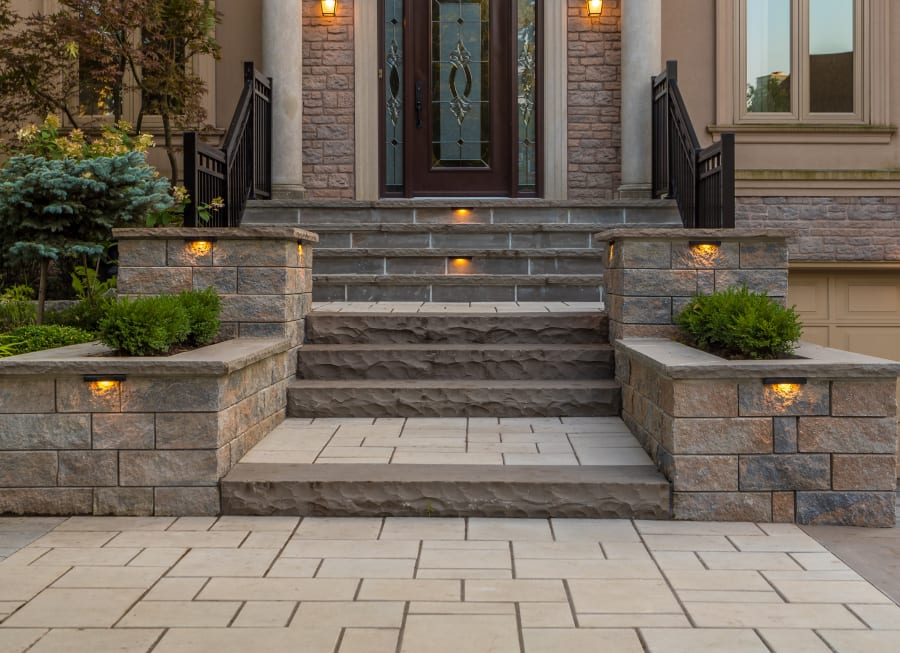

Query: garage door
<box><xmin>789</xmin><ymin>270</ymin><xmax>900</xmax><ymax>476</ymax></box>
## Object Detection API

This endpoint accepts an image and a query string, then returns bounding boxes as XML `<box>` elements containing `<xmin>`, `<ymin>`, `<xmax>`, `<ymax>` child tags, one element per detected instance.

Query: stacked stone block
<box><xmin>597</xmin><ymin>228</ymin><xmax>795</xmax><ymax>341</ymax></box>
<box><xmin>115</xmin><ymin>227</ymin><xmax>317</xmax><ymax>347</ymax></box>
<box><xmin>617</xmin><ymin>339</ymin><xmax>899</xmax><ymax>526</ymax></box>
<box><xmin>0</xmin><ymin>339</ymin><xmax>291</xmax><ymax>516</ymax></box>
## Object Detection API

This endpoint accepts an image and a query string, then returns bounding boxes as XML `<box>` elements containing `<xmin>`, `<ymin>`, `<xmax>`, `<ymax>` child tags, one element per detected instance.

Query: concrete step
<box><xmin>305</xmin><ymin>311</ymin><xmax>609</xmax><ymax>344</ymax></box>
<box><xmin>242</xmin><ymin>199</ymin><xmax>681</xmax><ymax>227</ymax></box>
<box><xmin>297</xmin><ymin>343</ymin><xmax>615</xmax><ymax>380</ymax></box>
<box><xmin>221</xmin><ymin>462</ymin><xmax>670</xmax><ymax>518</ymax></box>
<box><xmin>313</xmin><ymin>249</ymin><xmax>603</xmax><ymax>276</ymax></box>
<box><xmin>286</xmin><ymin>379</ymin><xmax>622</xmax><ymax>417</ymax></box>
<box><xmin>312</xmin><ymin>274</ymin><xmax>604</xmax><ymax>302</ymax></box>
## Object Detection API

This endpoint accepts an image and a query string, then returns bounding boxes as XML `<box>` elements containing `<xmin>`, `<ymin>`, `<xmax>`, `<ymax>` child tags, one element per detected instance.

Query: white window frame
<box><xmin>716</xmin><ymin>0</ymin><xmax>890</xmax><ymax>129</ymax></box>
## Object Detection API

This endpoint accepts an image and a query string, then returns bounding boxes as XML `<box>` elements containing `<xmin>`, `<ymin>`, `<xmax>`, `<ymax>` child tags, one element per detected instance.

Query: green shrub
<box><xmin>44</xmin><ymin>296</ymin><xmax>114</xmax><ymax>334</ymax></box>
<box><xmin>179</xmin><ymin>287</ymin><xmax>220</xmax><ymax>346</ymax></box>
<box><xmin>96</xmin><ymin>289</ymin><xmax>221</xmax><ymax>356</ymax></box>
<box><xmin>0</xmin><ymin>283</ymin><xmax>36</xmax><ymax>330</ymax></box>
<box><xmin>98</xmin><ymin>295</ymin><xmax>191</xmax><ymax>356</ymax></box>
<box><xmin>0</xmin><ymin>324</ymin><xmax>95</xmax><ymax>358</ymax></box>
<box><xmin>675</xmin><ymin>285</ymin><xmax>803</xmax><ymax>360</ymax></box>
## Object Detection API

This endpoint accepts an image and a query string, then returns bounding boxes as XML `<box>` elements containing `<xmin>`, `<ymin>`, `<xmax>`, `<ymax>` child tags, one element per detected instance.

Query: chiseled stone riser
<box><xmin>305</xmin><ymin>313</ymin><xmax>609</xmax><ymax>345</ymax></box>
<box><xmin>286</xmin><ymin>381</ymin><xmax>621</xmax><ymax>418</ymax></box>
<box><xmin>222</xmin><ymin>468</ymin><xmax>670</xmax><ymax>518</ymax></box>
<box><xmin>297</xmin><ymin>345</ymin><xmax>615</xmax><ymax>381</ymax></box>
<box><xmin>313</xmin><ymin>252</ymin><xmax>604</xmax><ymax>277</ymax></box>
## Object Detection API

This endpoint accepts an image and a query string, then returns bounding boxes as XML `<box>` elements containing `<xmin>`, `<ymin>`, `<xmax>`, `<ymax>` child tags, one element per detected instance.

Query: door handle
<box><xmin>415</xmin><ymin>80</ymin><xmax>424</xmax><ymax>129</ymax></box>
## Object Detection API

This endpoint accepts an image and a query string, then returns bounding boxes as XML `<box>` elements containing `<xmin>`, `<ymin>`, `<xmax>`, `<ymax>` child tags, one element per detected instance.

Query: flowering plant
<box><xmin>10</xmin><ymin>115</ymin><xmax>154</xmax><ymax>160</ymax></box>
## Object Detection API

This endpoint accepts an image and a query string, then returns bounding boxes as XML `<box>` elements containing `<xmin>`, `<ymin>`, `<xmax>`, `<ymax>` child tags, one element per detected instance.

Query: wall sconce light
<box><xmin>321</xmin><ymin>0</ymin><xmax>336</xmax><ymax>17</ymax></box>
<box><xmin>83</xmin><ymin>375</ymin><xmax>126</xmax><ymax>397</ymax></box>
<box><xmin>588</xmin><ymin>0</ymin><xmax>603</xmax><ymax>16</ymax></box>
<box><xmin>184</xmin><ymin>237</ymin><xmax>216</xmax><ymax>256</ymax></box>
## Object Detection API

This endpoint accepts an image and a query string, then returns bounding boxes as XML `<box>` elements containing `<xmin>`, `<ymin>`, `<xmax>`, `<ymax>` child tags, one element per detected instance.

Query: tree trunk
<box><xmin>37</xmin><ymin>258</ymin><xmax>49</xmax><ymax>325</ymax></box>
<box><xmin>162</xmin><ymin>113</ymin><xmax>179</xmax><ymax>182</ymax></box>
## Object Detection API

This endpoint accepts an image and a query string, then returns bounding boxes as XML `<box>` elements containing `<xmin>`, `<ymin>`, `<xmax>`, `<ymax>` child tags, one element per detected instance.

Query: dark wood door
<box><xmin>404</xmin><ymin>0</ymin><xmax>513</xmax><ymax>197</ymax></box>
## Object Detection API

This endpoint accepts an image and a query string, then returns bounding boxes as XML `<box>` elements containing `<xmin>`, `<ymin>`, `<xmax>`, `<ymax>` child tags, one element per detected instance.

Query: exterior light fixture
<box><xmin>321</xmin><ymin>0</ymin><xmax>336</xmax><ymax>16</ymax></box>
<box><xmin>83</xmin><ymin>375</ymin><xmax>126</xmax><ymax>398</ymax></box>
<box><xmin>762</xmin><ymin>377</ymin><xmax>807</xmax><ymax>409</ymax></box>
<box><xmin>451</xmin><ymin>257</ymin><xmax>473</xmax><ymax>267</ymax></box>
<box><xmin>688</xmin><ymin>240</ymin><xmax>722</xmax><ymax>266</ymax></box>
<box><xmin>588</xmin><ymin>0</ymin><xmax>603</xmax><ymax>16</ymax></box>
<box><xmin>452</xmin><ymin>208</ymin><xmax>472</xmax><ymax>217</ymax></box>
<box><xmin>184</xmin><ymin>237</ymin><xmax>216</xmax><ymax>256</ymax></box>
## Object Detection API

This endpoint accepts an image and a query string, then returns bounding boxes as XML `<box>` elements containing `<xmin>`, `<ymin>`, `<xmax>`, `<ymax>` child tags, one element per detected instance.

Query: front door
<box><xmin>381</xmin><ymin>0</ymin><xmax>539</xmax><ymax>198</ymax></box>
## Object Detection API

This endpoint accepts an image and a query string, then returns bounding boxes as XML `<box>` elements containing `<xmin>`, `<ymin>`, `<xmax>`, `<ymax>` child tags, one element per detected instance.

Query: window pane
<box><xmin>384</xmin><ymin>0</ymin><xmax>404</xmax><ymax>191</ymax></box>
<box><xmin>517</xmin><ymin>0</ymin><xmax>537</xmax><ymax>193</ymax></box>
<box><xmin>809</xmin><ymin>0</ymin><xmax>854</xmax><ymax>113</ymax></box>
<box><xmin>746</xmin><ymin>0</ymin><xmax>791</xmax><ymax>113</ymax></box>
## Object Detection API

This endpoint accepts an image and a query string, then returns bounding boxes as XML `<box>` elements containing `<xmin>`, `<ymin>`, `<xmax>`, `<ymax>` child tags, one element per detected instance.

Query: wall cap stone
<box><xmin>615</xmin><ymin>339</ymin><xmax>900</xmax><ymax>380</ymax></box>
<box><xmin>0</xmin><ymin>338</ymin><xmax>290</xmax><ymax>377</ymax></box>
<box><xmin>595</xmin><ymin>228</ymin><xmax>798</xmax><ymax>243</ymax></box>
<box><xmin>113</xmin><ymin>226</ymin><xmax>319</xmax><ymax>243</ymax></box>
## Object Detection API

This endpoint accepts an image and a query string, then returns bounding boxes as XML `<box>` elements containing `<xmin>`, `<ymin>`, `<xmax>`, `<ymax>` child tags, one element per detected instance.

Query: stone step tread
<box><xmin>313</xmin><ymin>274</ymin><xmax>604</xmax><ymax>284</ymax></box>
<box><xmin>300</xmin><ymin>343</ymin><xmax>613</xmax><ymax>352</ymax></box>
<box><xmin>288</xmin><ymin>379</ymin><xmax>620</xmax><ymax>389</ymax></box>
<box><xmin>221</xmin><ymin>463</ymin><xmax>670</xmax><ymax>519</ymax></box>
<box><xmin>247</xmin><ymin>199</ymin><xmax>679</xmax><ymax>209</ymax></box>
<box><xmin>296</xmin><ymin>224</ymin><xmax>626</xmax><ymax>233</ymax></box>
<box><xmin>315</xmin><ymin>248</ymin><xmax>604</xmax><ymax>257</ymax></box>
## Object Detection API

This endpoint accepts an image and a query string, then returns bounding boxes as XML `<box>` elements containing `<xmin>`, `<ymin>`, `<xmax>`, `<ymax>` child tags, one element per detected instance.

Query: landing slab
<box><xmin>311</xmin><ymin>301</ymin><xmax>605</xmax><ymax>313</ymax></box>
<box><xmin>221</xmin><ymin>418</ymin><xmax>668</xmax><ymax>519</ymax></box>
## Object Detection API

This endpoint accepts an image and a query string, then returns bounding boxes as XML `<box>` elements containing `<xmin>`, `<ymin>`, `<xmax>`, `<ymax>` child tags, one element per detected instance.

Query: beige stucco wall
<box><xmin>215</xmin><ymin>0</ymin><xmax>263</xmax><ymax>129</ymax></box>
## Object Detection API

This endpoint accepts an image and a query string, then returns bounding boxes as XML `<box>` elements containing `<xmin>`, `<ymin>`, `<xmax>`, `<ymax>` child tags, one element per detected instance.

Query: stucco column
<box><xmin>618</xmin><ymin>0</ymin><xmax>661</xmax><ymax>198</ymax></box>
<box><xmin>263</xmin><ymin>0</ymin><xmax>305</xmax><ymax>198</ymax></box>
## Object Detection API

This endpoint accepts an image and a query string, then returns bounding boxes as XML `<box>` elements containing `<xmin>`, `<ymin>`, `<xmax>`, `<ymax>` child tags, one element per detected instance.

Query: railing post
<box><xmin>244</xmin><ymin>61</ymin><xmax>256</xmax><ymax>200</ymax></box>
<box><xmin>665</xmin><ymin>61</ymin><xmax>678</xmax><ymax>201</ymax></box>
<box><xmin>720</xmin><ymin>133</ymin><xmax>736</xmax><ymax>228</ymax></box>
<box><xmin>182</xmin><ymin>132</ymin><xmax>199</xmax><ymax>227</ymax></box>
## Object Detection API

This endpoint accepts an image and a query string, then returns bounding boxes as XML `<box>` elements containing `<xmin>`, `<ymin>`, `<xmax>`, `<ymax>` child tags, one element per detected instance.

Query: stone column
<box><xmin>263</xmin><ymin>0</ymin><xmax>305</xmax><ymax>198</ymax></box>
<box><xmin>618</xmin><ymin>0</ymin><xmax>661</xmax><ymax>198</ymax></box>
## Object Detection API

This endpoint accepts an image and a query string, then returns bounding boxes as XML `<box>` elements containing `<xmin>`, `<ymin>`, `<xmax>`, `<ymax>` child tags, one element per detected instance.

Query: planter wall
<box><xmin>114</xmin><ymin>226</ymin><xmax>318</xmax><ymax>346</ymax></box>
<box><xmin>617</xmin><ymin>338</ymin><xmax>899</xmax><ymax>526</ymax></box>
<box><xmin>0</xmin><ymin>338</ymin><xmax>291</xmax><ymax>516</ymax></box>
<box><xmin>596</xmin><ymin>228</ymin><xmax>794</xmax><ymax>341</ymax></box>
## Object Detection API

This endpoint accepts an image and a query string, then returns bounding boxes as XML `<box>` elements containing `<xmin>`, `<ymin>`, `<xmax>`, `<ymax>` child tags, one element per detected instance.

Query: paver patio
<box><xmin>1</xmin><ymin>514</ymin><xmax>899</xmax><ymax>652</ymax></box>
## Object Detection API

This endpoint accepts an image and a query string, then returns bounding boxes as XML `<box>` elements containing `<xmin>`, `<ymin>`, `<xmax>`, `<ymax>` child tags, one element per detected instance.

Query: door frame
<box><xmin>355</xmin><ymin>0</ymin><xmax>567</xmax><ymax>201</ymax></box>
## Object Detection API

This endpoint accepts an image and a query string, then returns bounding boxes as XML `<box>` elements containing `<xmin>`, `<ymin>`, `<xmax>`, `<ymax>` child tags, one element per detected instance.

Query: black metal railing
<box><xmin>652</xmin><ymin>60</ymin><xmax>735</xmax><ymax>228</ymax></box>
<box><xmin>183</xmin><ymin>61</ymin><xmax>272</xmax><ymax>227</ymax></box>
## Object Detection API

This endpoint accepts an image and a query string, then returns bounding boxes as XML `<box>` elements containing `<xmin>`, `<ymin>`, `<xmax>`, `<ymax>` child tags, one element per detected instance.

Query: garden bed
<box><xmin>617</xmin><ymin>338</ymin><xmax>900</xmax><ymax>526</ymax></box>
<box><xmin>0</xmin><ymin>337</ymin><xmax>291</xmax><ymax>516</ymax></box>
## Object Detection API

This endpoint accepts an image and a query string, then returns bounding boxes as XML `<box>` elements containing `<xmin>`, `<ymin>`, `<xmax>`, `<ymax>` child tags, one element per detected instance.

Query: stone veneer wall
<box><xmin>737</xmin><ymin>196</ymin><xmax>900</xmax><ymax>262</ymax></box>
<box><xmin>303</xmin><ymin>0</ymin><xmax>355</xmax><ymax>199</ymax></box>
<box><xmin>597</xmin><ymin>228</ymin><xmax>795</xmax><ymax>341</ymax></box>
<box><xmin>617</xmin><ymin>339</ymin><xmax>899</xmax><ymax>526</ymax></box>
<box><xmin>567</xmin><ymin>0</ymin><xmax>621</xmax><ymax>199</ymax></box>
<box><xmin>0</xmin><ymin>339</ymin><xmax>291</xmax><ymax>516</ymax></box>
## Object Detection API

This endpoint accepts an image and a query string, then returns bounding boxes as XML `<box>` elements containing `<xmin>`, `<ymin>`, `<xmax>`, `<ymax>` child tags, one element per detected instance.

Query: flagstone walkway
<box><xmin>1</xmin><ymin>515</ymin><xmax>899</xmax><ymax>652</ymax></box>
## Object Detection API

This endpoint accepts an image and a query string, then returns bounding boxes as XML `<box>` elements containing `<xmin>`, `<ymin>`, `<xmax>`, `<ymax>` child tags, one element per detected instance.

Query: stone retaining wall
<box><xmin>115</xmin><ymin>227</ymin><xmax>318</xmax><ymax>347</ymax></box>
<box><xmin>597</xmin><ymin>228</ymin><xmax>795</xmax><ymax>341</ymax></box>
<box><xmin>617</xmin><ymin>338</ymin><xmax>899</xmax><ymax>526</ymax></box>
<box><xmin>0</xmin><ymin>339</ymin><xmax>291</xmax><ymax>516</ymax></box>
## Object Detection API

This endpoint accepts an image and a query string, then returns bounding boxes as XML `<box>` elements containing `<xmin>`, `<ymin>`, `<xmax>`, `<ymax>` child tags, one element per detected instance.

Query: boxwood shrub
<box><xmin>675</xmin><ymin>285</ymin><xmax>802</xmax><ymax>360</ymax></box>
<box><xmin>97</xmin><ymin>289</ymin><xmax>221</xmax><ymax>356</ymax></box>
